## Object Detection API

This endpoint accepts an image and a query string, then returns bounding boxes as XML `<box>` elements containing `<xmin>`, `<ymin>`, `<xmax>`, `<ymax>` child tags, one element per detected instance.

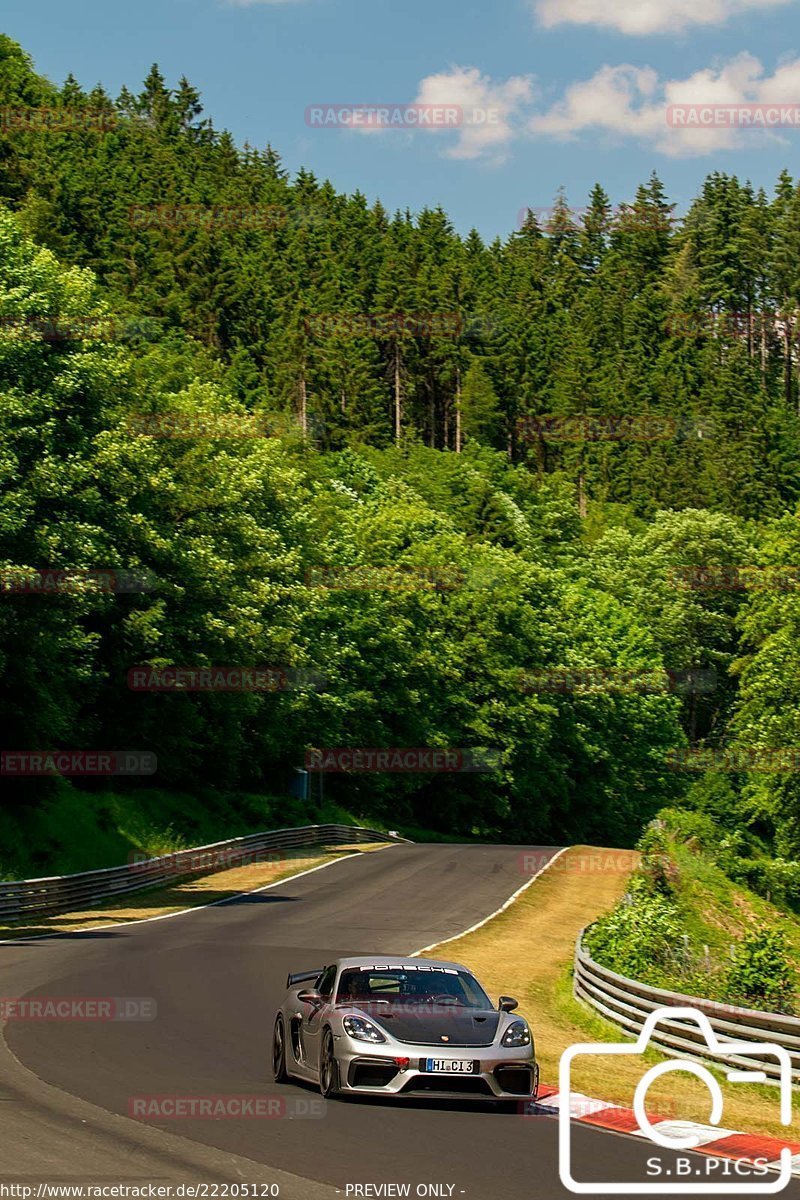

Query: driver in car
<box><xmin>408</xmin><ymin>972</ymin><xmax>467</xmax><ymax>1005</ymax></box>
<box><xmin>341</xmin><ymin>971</ymin><xmax>373</xmax><ymax>1003</ymax></box>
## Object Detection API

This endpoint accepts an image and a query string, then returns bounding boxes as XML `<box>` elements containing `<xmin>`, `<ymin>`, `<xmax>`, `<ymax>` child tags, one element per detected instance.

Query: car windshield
<box><xmin>335</xmin><ymin>967</ymin><xmax>492</xmax><ymax>1009</ymax></box>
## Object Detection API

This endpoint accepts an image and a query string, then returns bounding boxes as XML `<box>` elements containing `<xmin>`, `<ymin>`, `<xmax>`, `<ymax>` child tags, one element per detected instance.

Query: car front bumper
<box><xmin>332</xmin><ymin>1034</ymin><xmax>539</xmax><ymax>1101</ymax></box>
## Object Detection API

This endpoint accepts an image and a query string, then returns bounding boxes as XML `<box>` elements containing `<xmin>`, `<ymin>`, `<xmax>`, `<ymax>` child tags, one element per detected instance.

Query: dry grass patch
<box><xmin>420</xmin><ymin>845</ymin><xmax>793</xmax><ymax>1140</ymax></box>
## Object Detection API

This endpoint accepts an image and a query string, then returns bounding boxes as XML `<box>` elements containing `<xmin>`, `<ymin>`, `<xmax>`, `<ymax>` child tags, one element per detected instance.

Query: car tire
<box><xmin>319</xmin><ymin>1028</ymin><xmax>340</xmax><ymax>1098</ymax></box>
<box><xmin>273</xmin><ymin>1015</ymin><xmax>289</xmax><ymax>1083</ymax></box>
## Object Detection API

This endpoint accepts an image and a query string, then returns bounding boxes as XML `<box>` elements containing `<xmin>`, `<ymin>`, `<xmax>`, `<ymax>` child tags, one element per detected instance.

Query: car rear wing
<box><xmin>287</xmin><ymin>969</ymin><xmax>322</xmax><ymax>988</ymax></box>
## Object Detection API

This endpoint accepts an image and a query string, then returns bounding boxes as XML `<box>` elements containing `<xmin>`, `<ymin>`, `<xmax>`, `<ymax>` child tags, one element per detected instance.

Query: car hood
<box><xmin>342</xmin><ymin>1005</ymin><xmax>501</xmax><ymax>1047</ymax></box>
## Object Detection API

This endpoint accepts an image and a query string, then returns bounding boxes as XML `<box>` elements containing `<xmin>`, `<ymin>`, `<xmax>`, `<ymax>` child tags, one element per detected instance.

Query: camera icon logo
<box><xmin>559</xmin><ymin>1006</ymin><xmax>794</xmax><ymax>1195</ymax></box>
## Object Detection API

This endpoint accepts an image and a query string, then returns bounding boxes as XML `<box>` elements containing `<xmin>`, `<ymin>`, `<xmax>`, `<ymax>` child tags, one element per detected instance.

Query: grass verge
<box><xmin>656</xmin><ymin>837</ymin><xmax>800</xmax><ymax>983</ymax></box>
<box><xmin>419</xmin><ymin>845</ymin><xmax>793</xmax><ymax>1141</ymax></box>
<box><xmin>0</xmin><ymin>780</ymin><xmax>368</xmax><ymax>879</ymax></box>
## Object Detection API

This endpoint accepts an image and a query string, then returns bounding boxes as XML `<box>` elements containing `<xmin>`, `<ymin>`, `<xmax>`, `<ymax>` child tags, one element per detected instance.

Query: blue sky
<box><xmin>2</xmin><ymin>0</ymin><xmax>798</xmax><ymax>239</ymax></box>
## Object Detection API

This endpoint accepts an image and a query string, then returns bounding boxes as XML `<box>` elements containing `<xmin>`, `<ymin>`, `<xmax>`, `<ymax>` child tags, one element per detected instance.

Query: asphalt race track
<box><xmin>1</xmin><ymin>844</ymin><xmax>798</xmax><ymax>1200</ymax></box>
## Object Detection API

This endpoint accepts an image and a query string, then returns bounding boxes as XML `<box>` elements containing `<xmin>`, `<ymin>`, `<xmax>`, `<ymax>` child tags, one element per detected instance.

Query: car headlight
<box><xmin>342</xmin><ymin>1015</ymin><xmax>386</xmax><ymax>1043</ymax></box>
<box><xmin>501</xmin><ymin>1019</ymin><xmax>532</xmax><ymax>1048</ymax></box>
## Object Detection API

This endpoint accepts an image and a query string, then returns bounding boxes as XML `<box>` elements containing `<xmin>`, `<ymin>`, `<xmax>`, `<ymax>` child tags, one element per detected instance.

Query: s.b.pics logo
<box><xmin>559</xmin><ymin>1007</ymin><xmax>794</xmax><ymax>1195</ymax></box>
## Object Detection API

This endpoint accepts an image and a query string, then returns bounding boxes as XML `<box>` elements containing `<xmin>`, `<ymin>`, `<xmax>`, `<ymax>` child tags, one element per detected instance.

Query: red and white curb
<box><xmin>531</xmin><ymin>1086</ymin><xmax>800</xmax><ymax>1177</ymax></box>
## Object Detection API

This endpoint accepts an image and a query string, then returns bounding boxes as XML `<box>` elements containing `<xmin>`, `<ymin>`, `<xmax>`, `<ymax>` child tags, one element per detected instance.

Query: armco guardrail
<box><xmin>575</xmin><ymin>933</ymin><xmax>800</xmax><ymax>1084</ymax></box>
<box><xmin>0</xmin><ymin>824</ymin><xmax>407</xmax><ymax>922</ymax></box>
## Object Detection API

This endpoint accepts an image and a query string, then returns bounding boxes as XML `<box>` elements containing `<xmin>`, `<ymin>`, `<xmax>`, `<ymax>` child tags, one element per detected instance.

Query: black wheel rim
<box><xmin>273</xmin><ymin>1021</ymin><xmax>284</xmax><ymax>1075</ymax></box>
<box><xmin>321</xmin><ymin>1035</ymin><xmax>334</xmax><ymax>1091</ymax></box>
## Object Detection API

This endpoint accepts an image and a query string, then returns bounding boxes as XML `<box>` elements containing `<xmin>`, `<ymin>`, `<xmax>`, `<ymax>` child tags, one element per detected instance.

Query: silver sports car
<box><xmin>272</xmin><ymin>955</ymin><xmax>539</xmax><ymax>1105</ymax></box>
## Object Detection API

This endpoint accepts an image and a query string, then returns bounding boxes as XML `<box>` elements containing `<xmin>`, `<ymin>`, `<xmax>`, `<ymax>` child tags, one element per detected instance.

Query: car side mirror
<box><xmin>499</xmin><ymin>995</ymin><xmax>519</xmax><ymax>1013</ymax></box>
<box><xmin>297</xmin><ymin>989</ymin><xmax>324</xmax><ymax>1007</ymax></box>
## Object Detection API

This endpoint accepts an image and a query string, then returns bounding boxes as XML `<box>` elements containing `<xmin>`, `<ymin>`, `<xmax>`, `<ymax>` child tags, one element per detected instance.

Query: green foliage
<box><xmin>586</xmin><ymin>814</ymin><xmax>800</xmax><ymax>1011</ymax></box>
<box><xmin>584</xmin><ymin>891</ymin><xmax>684</xmax><ymax>984</ymax></box>
<box><xmin>0</xmin><ymin>42</ymin><xmax>798</xmax><ymax>516</ymax></box>
<box><xmin>650</xmin><ymin>805</ymin><xmax>800</xmax><ymax>913</ymax></box>
<box><xmin>0</xmin><ymin>203</ymin><xmax>692</xmax><ymax>851</ymax></box>
<box><xmin>637</xmin><ymin>823</ymin><xmax>681</xmax><ymax>897</ymax></box>
<box><xmin>3</xmin><ymin>38</ymin><xmax>800</xmax><ymax>869</ymax></box>
<box><xmin>655</xmin><ymin>807</ymin><xmax>721</xmax><ymax>854</ymax></box>
<box><xmin>0</xmin><ymin>780</ymin><xmax>326</xmax><ymax>878</ymax></box>
<box><xmin>461</xmin><ymin>359</ymin><xmax>501</xmax><ymax>446</ymax></box>
<box><xmin>732</xmin><ymin>513</ymin><xmax>800</xmax><ymax>858</ymax></box>
<box><xmin>682</xmin><ymin>773</ymin><xmax>747</xmax><ymax>832</ymax></box>
<box><xmin>724</xmin><ymin>927</ymin><xmax>796</xmax><ymax>1014</ymax></box>
<box><xmin>724</xmin><ymin>858</ymin><xmax>800</xmax><ymax>912</ymax></box>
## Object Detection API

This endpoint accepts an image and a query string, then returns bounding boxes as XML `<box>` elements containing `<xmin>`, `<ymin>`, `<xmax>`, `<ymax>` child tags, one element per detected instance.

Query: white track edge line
<box><xmin>410</xmin><ymin>845</ymin><xmax>570</xmax><ymax>956</ymax></box>
<box><xmin>0</xmin><ymin>844</ymin><xmax>403</xmax><ymax>945</ymax></box>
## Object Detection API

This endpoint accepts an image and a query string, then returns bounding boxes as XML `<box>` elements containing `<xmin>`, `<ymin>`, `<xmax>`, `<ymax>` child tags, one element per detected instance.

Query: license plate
<box><xmin>423</xmin><ymin>1058</ymin><xmax>478</xmax><ymax>1074</ymax></box>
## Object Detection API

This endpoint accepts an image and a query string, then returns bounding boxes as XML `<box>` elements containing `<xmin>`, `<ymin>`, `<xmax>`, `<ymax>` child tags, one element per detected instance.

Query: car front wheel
<box><xmin>319</xmin><ymin>1028</ymin><xmax>340</xmax><ymax>1098</ymax></box>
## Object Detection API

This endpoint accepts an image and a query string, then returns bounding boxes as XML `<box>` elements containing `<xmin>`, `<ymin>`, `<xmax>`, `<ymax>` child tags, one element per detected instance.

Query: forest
<box><xmin>1</xmin><ymin>34</ymin><xmax>799</xmax><ymax>871</ymax></box>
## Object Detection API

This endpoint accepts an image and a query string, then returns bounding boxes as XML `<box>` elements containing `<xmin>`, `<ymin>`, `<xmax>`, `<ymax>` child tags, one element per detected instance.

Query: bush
<box><xmin>725</xmin><ymin>857</ymin><xmax>800</xmax><ymax>911</ymax></box>
<box><xmin>682</xmin><ymin>773</ymin><xmax>745</xmax><ymax>831</ymax></box>
<box><xmin>585</xmin><ymin>891</ymin><xmax>684</xmax><ymax>984</ymax></box>
<box><xmin>637</xmin><ymin>822</ymin><xmax>680</xmax><ymax>897</ymax></box>
<box><xmin>723</xmin><ymin>927</ymin><xmax>797</xmax><ymax>1014</ymax></box>
<box><xmin>655</xmin><ymin>807</ymin><xmax>720</xmax><ymax>854</ymax></box>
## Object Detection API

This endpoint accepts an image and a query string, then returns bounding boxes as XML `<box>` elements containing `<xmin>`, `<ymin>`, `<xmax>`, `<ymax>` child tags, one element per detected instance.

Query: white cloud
<box><xmin>307</xmin><ymin>55</ymin><xmax>800</xmax><ymax>164</ymax></box>
<box><xmin>532</xmin><ymin>0</ymin><xmax>793</xmax><ymax>35</ymax></box>
<box><xmin>323</xmin><ymin>69</ymin><xmax>532</xmax><ymax>163</ymax></box>
<box><xmin>528</xmin><ymin>54</ymin><xmax>800</xmax><ymax>156</ymax></box>
<box><xmin>413</xmin><ymin>67</ymin><xmax>534</xmax><ymax>163</ymax></box>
